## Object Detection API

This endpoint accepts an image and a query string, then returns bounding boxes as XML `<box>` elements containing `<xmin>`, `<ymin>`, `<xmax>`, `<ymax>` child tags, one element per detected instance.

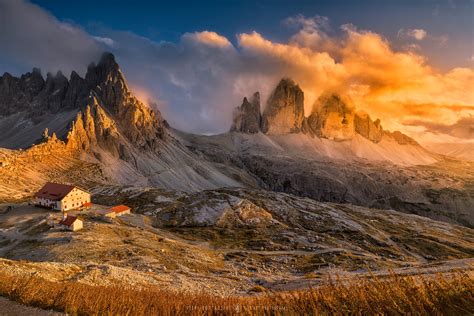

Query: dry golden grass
<box><xmin>0</xmin><ymin>270</ymin><xmax>472</xmax><ymax>315</ymax></box>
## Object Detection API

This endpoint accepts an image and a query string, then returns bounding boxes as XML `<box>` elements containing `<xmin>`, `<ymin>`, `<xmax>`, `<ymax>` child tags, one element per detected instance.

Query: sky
<box><xmin>0</xmin><ymin>0</ymin><xmax>473</xmax><ymax>141</ymax></box>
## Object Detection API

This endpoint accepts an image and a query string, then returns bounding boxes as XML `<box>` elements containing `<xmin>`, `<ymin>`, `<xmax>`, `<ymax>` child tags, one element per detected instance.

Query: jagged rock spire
<box><xmin>66</xmin><ymin>52</ymin><xmax>167</xmax><ymax>151</ymax></box>
<box><xmin>0</xmin><ymin>52</ymin><xmax>167</xmax><ymax>152</ymax></box>
<box><xmin>354</xmin><ymin>111</ymin><xmax>384</xmax><ymax>143</ymax></box>
<box><xmin>307</xmin><ymin>93</ymin><xmax>356</xmax><ymax>141</ymax></box>
<box><xmin>229</xmin><ymin>78</ymin><xmax>416</xmax><ymax>146</ymax></box>
<box><xmin>230</xmin><ymin>92</ymin><xmax>261</xmax><ymax>133</ymax></box>
<box><xmin>261</xmin><ymin>78</ymin><xmax>304</xmax><ymax>134</ymax></box>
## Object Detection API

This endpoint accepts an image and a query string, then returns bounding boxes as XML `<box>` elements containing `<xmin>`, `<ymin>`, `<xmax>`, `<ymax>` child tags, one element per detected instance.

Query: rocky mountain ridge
<box><xmin>0</xmin><ymin>53</ymin><xmax>166</xmax><ymax>151</ymax></box>
<box><xmin>231</xmin><ymin>78</ymin><xmax>417</xmax><ymax>146</ymax></box>
<box><xmin>0</xmin><ymin>53</ymin><xmax>248</xmax><ymax>192</ymax></box>
<box><xmin>1</xmin><ymin>53</ymin><xmax>472</xmax><ymax>228</ymax></box>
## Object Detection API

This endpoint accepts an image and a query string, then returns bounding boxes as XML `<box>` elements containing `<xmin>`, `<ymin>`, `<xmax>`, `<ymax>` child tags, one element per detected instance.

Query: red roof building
<box><xmin>109</xmin><ymin>205</ymin><xmax>131</xmax><ymax>216</ymax></box>
<box><xmin>35</xmin><ymin>182</ymin><xmax>91</xmax><ymax>212</ymax></box>
<box><xmin>36</xmin><ymin>182</ymin><xmax>75</xmax><ymax>201</ymax></box>
<box><xmin>59</xmin><ymin>215</ymin><xmax>78</xmax><ymax>226</ymax></box>
<box><xmin>58</xmin><ymin>215</ymin><xmax>83</xmax><ymax>231</ymax></box>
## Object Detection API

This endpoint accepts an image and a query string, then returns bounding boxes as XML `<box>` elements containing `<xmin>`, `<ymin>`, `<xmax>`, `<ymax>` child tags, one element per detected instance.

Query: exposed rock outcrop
<box><xmin>37</xmin><ymin>71</ymin><xmax>69</xmax><ymax>113</ymax></box>
<box><xmin>79</xmin><ymin>53</ymin><xmax>166</xmax><ymax>149</ymax></box>
<box><xmin>307</xmin><ymin>93</ymin><xmax>355</xmax><ymax>141</ymax></box>
<box><xmin>354</xmin><ymin>111</ymin><xmax>384</xmax><ymax>143</ymax></box>
<box><xmin>19</xmin><ymin>68</ymin><xmax>45</xmax><ymax>101</ymax></box>
<box><xmin>0</xmin><ymin>72</ymin><xmax>31</xmax><ymax>115</ymax></box>
<box><xmin>66</xmin><ymin>96</ymin><xmax>121</xmax><ymax>154</ymax></box>
<box><xmin>230</xmin><ymin>79</ymin><xmax>419</xmax><ymax>146</ymax></box>
<box><xmin>230</xmin><ymin>92</ymin><xmax>261</xmax><ymax>133</ymax></box>
<box><xmin>384</xmin><ymin>130</ymin><xmax>419</xmax><ymax>145</ymax></box>
<box><xmin>216</xmin><ymin>199</ymin><xmax>274</xmax><ymax>228</ymax></box>
<box><xmin>261</xmin><ymin>78</ymin><xmax>304</xmax><ymax>134</ymax></box>
<box><xmin>0</xmin><ymin>52</ymin><xmax>167</xmax><ymax>151</ymax></box>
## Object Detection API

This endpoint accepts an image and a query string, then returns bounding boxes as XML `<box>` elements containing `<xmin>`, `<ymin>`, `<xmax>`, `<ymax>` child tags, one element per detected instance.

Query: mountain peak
<box><xmin>277</xmin><ymin>77</ymin><xmax>299</xmax><ymax>88</ymax></box>
<box><xmin>85</xmin><ymin>52</ymin><xmax>124</xmax><ymax>89</ymax></box>
<box><xmin>98</xmin><ymin>52</ymin><xmax>117</xmax><ymax>68</ymax></box>
<box><xmin>0</xmin><ymin>52</ymin><xmax>167</xmax><ymax>150</ymax></box>
<box><xmin>261</xmin><ymin>77</ymin><xmax>305</xmax><ymax>134</ymax></box>
<box><xmin>306</xmin><ymin>92</ymin><xmax>356</xmax><ymax>140</ymax></box>
<box><xmin>230</xmin><ymin>92</ymin><xmax>261</xmax><ymax>133</ymax></box>
<box><xmin>229</xmin><ymin>81</ymin><xmax>418</xmax><ymax>146</ymax></box>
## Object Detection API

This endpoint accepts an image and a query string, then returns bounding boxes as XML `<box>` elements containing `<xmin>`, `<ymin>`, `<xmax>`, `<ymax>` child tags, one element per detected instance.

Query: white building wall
<box><xmin>116</xmin><ymin>209</ymin><xmax>131</xmax><ymax>217</ymax></box>
<box><xmin>70</xmin><ymin>220</ymin><xmax>83</xmax><ymax>231</ymax></box>
<box><xmin>36</xmin><ymin>187</ymin><xmax>91</xmax><ymax>212</ymax></box>
<box><xmin>36</xmin><ymin>197</ymin><xmax>59</xmax><ymax>210</ymax></box>
<box><xmin>60</xmin><ymin>188</ymin><xmax>91</xmax><ymax>211</ymax></box>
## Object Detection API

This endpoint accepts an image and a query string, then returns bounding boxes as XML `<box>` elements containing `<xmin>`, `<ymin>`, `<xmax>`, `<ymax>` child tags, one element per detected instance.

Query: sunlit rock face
<box><xmin>354</xmin><ymin>111</ymin><xmax>384</xmax><ymax>143</ymax></box>
<box><xmin>0</xmin><ymin>52</ymin><xmax>167</xmax><ymax>151</ymax></box>
<box><xmin>80</xmin><ymin>52</ymin><xmax>166</xmax><ymax>149</ymax></box>
<box><xmin>307</xmin><ymin>93</ymin><xmax>355</xmax><ymax>141</ymax></box>
<box><xmin>229</xmin><ymin>78</ymin><xmax>420</xmax><ymax>147</ymax></box>
<box><xmin>261</xmin><ymin>78</ymin><xmax>304</xmax><ymax>134</ymax></box>
<box><xmin>383</xmin><ymin>130</ymin><xmax>419</xmax><ymax>145</ymax></box>
<box><xmin>66</xmin><ymin>96</ymin><xmax>122</xmax><ymax>154</ymax></box>
<box><xmin>230</xmin><ymin>92</ymin><xmax>261</xmax><ymax>133</ymax></box>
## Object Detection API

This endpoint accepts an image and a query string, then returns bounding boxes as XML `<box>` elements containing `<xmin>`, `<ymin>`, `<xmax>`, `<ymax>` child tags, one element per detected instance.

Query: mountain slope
<box><xmin>424</xmin><ymin>142</ymin><xmax>474</xmax><ymax>161</ymax></box>
<box><xmin>228</xmin><ymin>80</ymin><xmax>437</xmax><ymax>166</ymax></box>
<box><xmin>1</xmin><ymin>55</ymin><xmax>472</xmax><ymax>227</ymax></box>
<box><xmin>0</xmin><ymin>53</ymin><xmax>254</xmax><ymax>195</ymax></box>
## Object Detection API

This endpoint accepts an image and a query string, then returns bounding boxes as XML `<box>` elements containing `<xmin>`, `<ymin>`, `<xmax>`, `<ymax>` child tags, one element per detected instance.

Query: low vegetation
<box><xmin>0</xmin><ymin>269</ymin><xmax>472</xmax><ymax>315</ymax></box>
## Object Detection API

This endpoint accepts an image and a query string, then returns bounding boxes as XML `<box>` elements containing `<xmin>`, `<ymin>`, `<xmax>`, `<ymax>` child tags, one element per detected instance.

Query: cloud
<box><xmin>93</xmin><ymin>36</ymin><xmax>115</xmax><ymax>47</ymax></box>
<box><xmin>398</xmin><ymin>28</ymin><xmax>427</xmax><ymax>41</ymax></box>
<box><xmin>398</xmin><ymin>28</ymin><xmax>449</xmax><ymax>46</ymax></box>
<box><xmin>0</xmin><ymin>0</ymin><xmax>103</xmax><ymax>76</ymax></box>
<box><xmin>183</xmin><ymin>31</ymin><xmax>233</xmax><ymax>49</ymax></box>
<box><xmin>0</xmin><ymin>4</ymin><xmax>473</xmax><ymax>139</ymax></box>
<box><xmin>404</xmin><ymin>116</ymin><xmax>474</xmax><ymax>139</ymax></box>
<box><xmin>409</xmin><ymin>29</ymin><xmax>427</xmax><ymax>40</ymax></box>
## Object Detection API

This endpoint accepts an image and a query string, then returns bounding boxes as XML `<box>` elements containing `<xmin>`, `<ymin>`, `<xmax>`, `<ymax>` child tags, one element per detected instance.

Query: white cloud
<box><xmin>409</xmin><ymin>29</ymin><xmax>427</xmax><ymax>40</ymax></box>
<box><xmin>183</xmin><ymin>31</ymin><xmax>233</xmax><ymax>49</ymax></box>
<box><xmin>398</xmin><ymin>28</ymin><xmax>427</xmax><ymax>41</ymax></box>
<box><xmin>0</xmin><ymin>0</ymin><xmax>103</xmax><ymax>76</ymax></box>
<box><xmin>0</xmin><ymin>4</ymin><xmax>472</xmax><ymax>139</ymax></box>
<box><xmin>93</xmin><ymin>36</ymin><xmax>115</xmax><ymax>47</ymax></box>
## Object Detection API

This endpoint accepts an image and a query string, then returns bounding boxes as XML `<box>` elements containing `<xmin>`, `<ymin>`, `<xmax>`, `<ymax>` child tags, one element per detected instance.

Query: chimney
<box><xmin>62</xmin><ymin>211</ymin><xmax>67</xmax><ymax>221</ymax></box>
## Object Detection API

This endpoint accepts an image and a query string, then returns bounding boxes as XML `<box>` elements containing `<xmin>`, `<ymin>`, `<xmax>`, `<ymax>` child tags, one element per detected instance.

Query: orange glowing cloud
<box><xmin>184</xmin><ymin>31</ymin><xmax>233</xmax><ymax>49</ymax></box>
<box><xmin>236</xmin><ymin>23</ymin><xmax>474</xmax><ymax>141</ymax></box>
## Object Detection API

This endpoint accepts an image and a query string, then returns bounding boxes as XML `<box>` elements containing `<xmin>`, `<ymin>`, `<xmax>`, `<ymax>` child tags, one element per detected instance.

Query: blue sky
<box><xmin>1</xmin><ymin>0</ymin><xmax>473</xmax><ymax>138</ymax></box>
<box><xmin>31</xmin><ymin>0</ymin><xmax>473</xmax><ymax>71</ymax></box>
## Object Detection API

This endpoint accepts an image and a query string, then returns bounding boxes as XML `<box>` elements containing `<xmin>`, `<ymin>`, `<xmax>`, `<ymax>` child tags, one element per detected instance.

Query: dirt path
<box><xmin>0</xmin><ymin>297</ymin><xmax>64</xmax><ymax>316</ymax></box>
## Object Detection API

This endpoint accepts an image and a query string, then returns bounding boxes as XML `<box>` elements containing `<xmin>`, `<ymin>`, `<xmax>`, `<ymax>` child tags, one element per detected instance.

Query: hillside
<box><xmin>176</xmin><ymin>130</ymin><xmax>474</xmax><ymax>227</ymax></box>
<box><xmin>424</xmin><ymin>142</ymin><xmax>474</xmax><ymax>161</ymax></box>
<box><xmin>0</xmin><ymin>53</ymin><xmax>473</xmax><ymax>315</ymax></box>
<box><xmin>1</xmin><ymin>186</ymin><xmax>473</xmax><ymax>295</ymax></box>
<box><xmin>1</xmin><ymin>54</ymin><xmax>473</xmax><ymax>227</ymax></box>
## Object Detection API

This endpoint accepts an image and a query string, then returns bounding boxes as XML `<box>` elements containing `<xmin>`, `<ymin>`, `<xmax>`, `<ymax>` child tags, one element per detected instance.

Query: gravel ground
<box><xmin>0</xmin><ymin>297</ymin><xmax>64</xmax><ymax>315</ymax></box>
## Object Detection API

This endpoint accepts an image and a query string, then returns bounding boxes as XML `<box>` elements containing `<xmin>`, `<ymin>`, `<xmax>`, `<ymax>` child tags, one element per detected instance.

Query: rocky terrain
<box><xmin>0</xmin><ymin>53</ymin><xmax>253</xmax><ymax>196</ymax></box>
<box><xmin>179</xmin><ymin>131</ymin><xmax>474</xmax><ymax>227</ymax></box>
<box><xmin>424</xmin><ymin>142</ymin><xmax>474</xmax><ymax>161</ymax></box>
<box><xmin>1</xmin><ymin>53</ymin><xmax>473</xmax><ymax>227</ymax></box>
<box><xmin>177</xmin><ymin>79</ymin><xmax>473</xmax><ymax>227</ymax></box>
<box><xmin>0</xmin><ymin>53</ymin><xmax>473</xmax><ymax>299</ymax></box>
<box><xmin>0</xmin><ymin>187</ymin><xmax>473</xmax><ymax>294</ymax></box>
